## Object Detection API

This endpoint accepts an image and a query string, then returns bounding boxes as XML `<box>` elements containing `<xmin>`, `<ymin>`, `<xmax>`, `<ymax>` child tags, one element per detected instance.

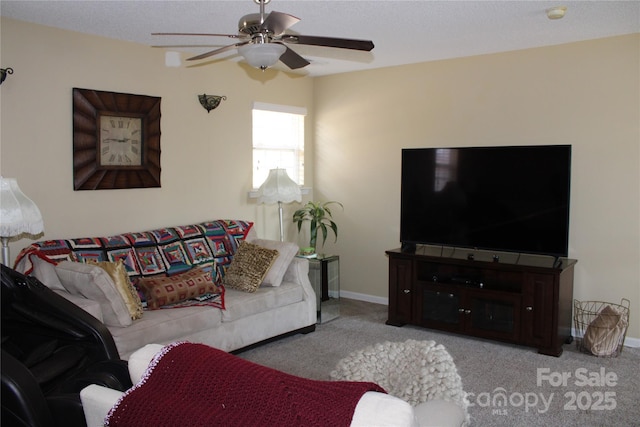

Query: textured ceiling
<box><xmin>2</xmin><ymin>0</ymin><xmax>638</xmax><ymax>76</ymax></box>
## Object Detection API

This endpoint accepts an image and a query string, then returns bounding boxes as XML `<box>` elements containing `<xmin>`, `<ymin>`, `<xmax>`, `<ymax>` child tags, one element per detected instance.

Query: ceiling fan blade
<box><xmin>187</xmin><ymin>42</ymin><xmax>248</xmax><ymax>61</ymax></box>
<box><xmin>279</xmin><ymin>45</ymin><xmax>310</xmax><ymax>70</ymax></box>
<box><xmin>283</xmin><ymin>35</ymin><xmax>374</xmax><ymax>51</ymax></box>
<box><xmin>152</xmin><ymin>45</ymin><xmax>226</xmax><ymax>48</ymax></box>
<box><xmin>261</xmin><ymin>11</ymin><xmax>300</xmax><ymax>35</ymax></box>
<box><xmin>152</xmin><ymin>32</ymin><xmax>241</xmax><ymax>39</ymax></box>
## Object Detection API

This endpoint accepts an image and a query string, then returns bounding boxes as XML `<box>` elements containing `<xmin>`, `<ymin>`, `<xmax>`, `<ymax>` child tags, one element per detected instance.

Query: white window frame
<box><xmin>252</xmin><ymin>102</ymin><xmax>306</xmax><ymax>189</ymax></box>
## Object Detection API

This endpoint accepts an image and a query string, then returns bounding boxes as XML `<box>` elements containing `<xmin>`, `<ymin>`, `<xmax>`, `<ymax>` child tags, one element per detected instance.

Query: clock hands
<box><xmin>103</xmin><ymin>138</ymin><xmax>132</xmax><ymax>143</ymax></box>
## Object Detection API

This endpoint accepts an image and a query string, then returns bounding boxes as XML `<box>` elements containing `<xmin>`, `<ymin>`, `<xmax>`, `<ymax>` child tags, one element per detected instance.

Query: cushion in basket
<box><xmin>583</xmin><ymin>305</ymin><xmax>628</xmax><ymax>356</ymax></box>
<box><xmin>87</xmin><ymin>259</ymin><xmax>144</xmax><ymax>320</ymax></box>
<box><xmin>246</xmin><ymin>238</ymin><xmax>298</xmax><ymax>287</ymax></box>
<box><xmin>223</xmin><ymin>241</ymin><xmax>279</xmax><ymax>293</ymax></box>
<box><xmin>54</xmin><ymin>261</ymin><xmax>132</xmax><ymax>327</ymax></box>
<box><xmin>136</xmin><ymin>264</ymin><xmax>221</xmax><ymax>310</ymax></box>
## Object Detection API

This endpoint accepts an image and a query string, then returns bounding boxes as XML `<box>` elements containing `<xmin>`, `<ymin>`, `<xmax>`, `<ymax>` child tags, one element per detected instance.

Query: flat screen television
<box><xmin>400</xmin><ymin>145</ymin><xmax>571</xmax><ymax>257</ymax></box>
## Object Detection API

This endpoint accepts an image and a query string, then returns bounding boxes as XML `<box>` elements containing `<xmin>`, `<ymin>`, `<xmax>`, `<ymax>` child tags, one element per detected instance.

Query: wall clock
<box><xmin>72</xmin><ymin>88</ymin><xmax>161</xmax><ymax>190</ymax></box>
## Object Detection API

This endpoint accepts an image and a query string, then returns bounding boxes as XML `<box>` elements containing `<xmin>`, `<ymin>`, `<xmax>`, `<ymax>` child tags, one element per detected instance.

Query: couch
<box><xmin>81</xmin><ymin>343</ymin><xmax>468</xmax><ymax>427</ymax></box>
<box><xmin>14</xmin><ymin>220</ymin><xmax>317</xmax><ymax>360</ymax></box>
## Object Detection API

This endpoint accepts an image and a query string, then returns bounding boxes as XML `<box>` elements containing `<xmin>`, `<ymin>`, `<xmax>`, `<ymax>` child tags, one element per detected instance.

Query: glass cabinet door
<box><xmin>464</xmin><ymin>290</ymin><xmax>521</xmax><ymax>342</ymax></box>
<box><xmin>420</xmin><ymin>285</ymin><xmax>464</xmax><ymax>332</ymax></box>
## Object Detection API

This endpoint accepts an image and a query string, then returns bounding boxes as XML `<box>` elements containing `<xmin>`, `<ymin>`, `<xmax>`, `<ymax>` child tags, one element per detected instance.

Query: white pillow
<box><xmin>31</xmin><ymin>257</ymin><xmax>66</xmax><ymax>291</ymax></box>
<box><xmin>55</xmin><ymin>261</ymin><xmax>132</xmax><ymax>327</ymax></box>
<box><xmin>246</xmin><ymin>239</ymin><xmax>298</xmax><ymax>287</ymax></box>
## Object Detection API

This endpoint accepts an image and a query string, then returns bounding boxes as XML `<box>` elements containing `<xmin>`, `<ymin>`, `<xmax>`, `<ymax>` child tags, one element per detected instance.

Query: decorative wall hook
<box><xmin>198</xmin><ymin>94</ymin><xmax>227</xmax><ymax>113</ymax></box>
<box><xmin>0</xmin><ymin>68</ymin><xmax>14</xmax><ymax>85</ymax></box>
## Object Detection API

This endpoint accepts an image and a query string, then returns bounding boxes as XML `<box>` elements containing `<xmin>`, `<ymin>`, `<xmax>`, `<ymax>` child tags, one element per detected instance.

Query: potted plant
<box><xmin>293</xmin><ymin>201</ymin><xmax>343</xmax><ymax>255</ymax></box>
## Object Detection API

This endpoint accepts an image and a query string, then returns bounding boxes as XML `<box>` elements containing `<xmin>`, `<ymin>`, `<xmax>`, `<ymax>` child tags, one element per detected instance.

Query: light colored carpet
<box><xmin>238</xmin><ymin>298</ymin><xmax>640</xmax><ymax>426</ymax></box>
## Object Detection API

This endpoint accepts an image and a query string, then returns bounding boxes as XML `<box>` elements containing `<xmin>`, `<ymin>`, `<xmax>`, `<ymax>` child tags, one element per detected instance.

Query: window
<box><xmin>252</xmin><ymin>102</ymin><xmax>306</xmax><ymax>188</ymax></box>
<box><xmin>434</xmin><ymin>148</ymin><xmax>458</xmax><ymax>192</ymax></box>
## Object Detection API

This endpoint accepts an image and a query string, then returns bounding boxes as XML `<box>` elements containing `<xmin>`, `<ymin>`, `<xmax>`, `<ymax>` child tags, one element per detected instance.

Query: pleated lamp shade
<box><xmin>256</xmin><ymin>169</ymin><xmax>301</xmax><ymax>204</ymax></box>
<box><xmin>256</xmin><ymin>169</ymin><xmax>301</xmax><ymax>242</ymax></box>
<box><xmin>0</xmin><ymin>177</ymin><xmax>44</xmax><ymax>265</ymax></box>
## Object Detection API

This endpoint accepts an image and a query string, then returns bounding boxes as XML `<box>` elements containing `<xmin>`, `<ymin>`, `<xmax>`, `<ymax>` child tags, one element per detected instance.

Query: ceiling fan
<box><xmin>152</xmin><ymin>0</ymin><xmax>374</xmax><ymax>71</ymax></box>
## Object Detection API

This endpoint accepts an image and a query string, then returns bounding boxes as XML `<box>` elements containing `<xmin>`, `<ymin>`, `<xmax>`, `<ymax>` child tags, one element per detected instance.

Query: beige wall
<box><xmin>2</xmin><ymin>18</ymin><xmax>638</xmax><ymax>340</ymax></box>
<box><xmin>0</xmin><ymin>17</ymin><xmax>314</xmax><ymax>255</ymax></box>
<box><xmin>314</xmin><ymin>34</ymin><xmax>640</xmax><ymax>339</ymax></box>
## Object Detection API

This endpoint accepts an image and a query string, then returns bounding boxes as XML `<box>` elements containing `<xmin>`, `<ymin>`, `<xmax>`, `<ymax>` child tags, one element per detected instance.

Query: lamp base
<box><xmin>2</xmin><ymin>236</ymin><xmax>10</xmax><ymax>266</ymax></box>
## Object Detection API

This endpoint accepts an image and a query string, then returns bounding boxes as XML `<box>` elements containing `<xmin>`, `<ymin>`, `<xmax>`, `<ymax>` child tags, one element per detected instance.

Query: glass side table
<box><xmin>307</xmin><ymin>254</ymin><xmax>340</xmax><ymax>323</ymax></box>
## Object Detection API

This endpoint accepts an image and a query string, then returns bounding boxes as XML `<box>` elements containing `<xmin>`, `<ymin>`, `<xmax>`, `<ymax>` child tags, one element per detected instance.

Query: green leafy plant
<box><xmin>293</xmin><ymin>201</ymin><xmax>343</xmax><ymax>251</ymax></box>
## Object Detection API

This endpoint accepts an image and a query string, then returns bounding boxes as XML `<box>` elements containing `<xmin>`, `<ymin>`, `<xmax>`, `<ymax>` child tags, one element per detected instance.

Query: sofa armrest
<box><xmin>284</xmin><ymin>257</ymin><xmax>317</xmax><ymax>326</ymax></box>
<box><xmin>283</xmin><ymin>257</ymin><xmax>309</xmax><ymax>286</ymax></box>
<box><xmin>80</xmin><ymin>384</ymin><xmax>123</xmax><ymax>427</ymax></box>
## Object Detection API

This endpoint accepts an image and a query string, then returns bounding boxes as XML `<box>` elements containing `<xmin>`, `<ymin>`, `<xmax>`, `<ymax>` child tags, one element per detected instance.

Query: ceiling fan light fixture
<box><xmin>546</xmin><ymin>6</ymin><xmax>567</xmax><ymax>20</ymax></box>
<box><xmin>239</xmin><ymin>43</ymin><xmax>286</xmax><ymax>70</ymax></box>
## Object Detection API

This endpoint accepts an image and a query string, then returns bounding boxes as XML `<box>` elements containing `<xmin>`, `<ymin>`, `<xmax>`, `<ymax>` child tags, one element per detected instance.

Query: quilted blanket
<box><xmin>105</xmin><ymin>342</ymin><xmax>386</xmax><ymax>427</ymax></box>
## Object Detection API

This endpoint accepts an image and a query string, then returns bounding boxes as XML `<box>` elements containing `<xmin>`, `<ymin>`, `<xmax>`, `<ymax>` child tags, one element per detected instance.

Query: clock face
<box><xmin>99</xmin><ymin>115</ymin><xmax>142</xmax><ymax>166</ymax></box>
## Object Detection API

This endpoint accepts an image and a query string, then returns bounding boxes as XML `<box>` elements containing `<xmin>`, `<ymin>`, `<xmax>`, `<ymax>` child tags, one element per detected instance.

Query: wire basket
<box><xmin>574</xmin><ymin>299</ymin><xmax>630</xmax><ymax>357</ymax></box>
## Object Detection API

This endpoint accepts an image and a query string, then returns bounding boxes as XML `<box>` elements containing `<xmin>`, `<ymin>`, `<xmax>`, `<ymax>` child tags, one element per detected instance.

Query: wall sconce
<box><xmin>198</xmin><ymin>94</ymin><xmax>227</xmax><ymax>113</ymax></box>
<box><xmin>0</xmin><ymin>68</ymin><xmax>14</xmax><ymax>85</ymax></box>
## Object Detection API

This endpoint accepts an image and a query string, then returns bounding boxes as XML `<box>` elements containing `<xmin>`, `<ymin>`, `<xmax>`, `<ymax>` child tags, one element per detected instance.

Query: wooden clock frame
<box><xmin>72</xmin><ymin>88</ymin><xmax>161</xmax><ymax>190</ymax></box>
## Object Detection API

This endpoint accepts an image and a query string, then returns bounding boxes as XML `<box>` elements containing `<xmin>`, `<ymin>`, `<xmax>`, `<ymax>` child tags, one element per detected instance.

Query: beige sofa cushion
<box><xmin>55</xmin><ymin>261</ymin><xmax>132</xmax><ymax>327</ymax></box>
<box><xmin>222</xmin><ymin>280</ymin><xmax>304</xmax><ymax>322</ymax></box>
<box><xmin>108</xmin><ymin>306</ymin><xmax>222</xmax><ymax>358</ymax></box>
<box><xmin>247</xmin><ymin>238</ymin><xmax>299</xmax><ymax>287</ymax></box>
<box><xmin>54</xmin><ymin>290</ymin><xmax>104</xmax><ymax>323</ymax></box>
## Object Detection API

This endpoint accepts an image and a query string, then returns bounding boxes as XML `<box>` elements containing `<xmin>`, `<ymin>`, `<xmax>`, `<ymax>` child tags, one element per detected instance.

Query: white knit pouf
<box><xmin>331</xmin><ymin>339</ymin><xmax>469</xmax><ymax>424</ymax></box>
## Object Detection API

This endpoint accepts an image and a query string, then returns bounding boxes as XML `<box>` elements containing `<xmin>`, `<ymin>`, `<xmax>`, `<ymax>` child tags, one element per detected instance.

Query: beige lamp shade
<box><xmin>0</xmin><ymin>177</ymin><xmax>44</xmax><ymax>238</ymax></box>
<box><xmin>256</xmin><ymin>169</ymin><xmax>302</xmax><ymax>204</ymax></box>
<box><xmin>0</xmin><ymin>177</ymin><xmax>44</xmax><ymax>265</ymax></box>
<box><xmin>256</xmin><ymin>169</ymin><xmax>301</xmax><ymax>242</ymax></box>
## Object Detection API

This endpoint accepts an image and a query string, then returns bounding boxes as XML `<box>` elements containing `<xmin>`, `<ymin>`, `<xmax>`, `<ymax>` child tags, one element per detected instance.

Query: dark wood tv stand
<box><xmin>386</xmin><ymin>247</ymin><xmax>577</xmax><ymax>356</ymax></box>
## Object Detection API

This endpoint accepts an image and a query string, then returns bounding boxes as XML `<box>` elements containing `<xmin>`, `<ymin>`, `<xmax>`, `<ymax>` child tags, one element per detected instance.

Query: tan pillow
<box><xmin>137</xmin><ymin>264</ymin><xmax>220</xmax><ymax>310</ymax></box>
<box><xmin>88</xmin><ymin>259</ymin><xmax>144</xmax><ymax>320</ymax></box>
<box><xmin>224</xmin><ymin>241</ymin><xmax>279</xmax><ymax>293</ymax></box>
<box><xmin>55</xmin><ymin>261</ymin><xmax>132</xmax><ymax>327</ymax></box>
<box><xmin>246</xmin><ymin>238</ymin><xmax>298</xmax><ymax>287</ymax></box>
<box><xmin>583</xmin><ymin>305</ymin><xmax>628</xmax><ymax>356</ymax></box>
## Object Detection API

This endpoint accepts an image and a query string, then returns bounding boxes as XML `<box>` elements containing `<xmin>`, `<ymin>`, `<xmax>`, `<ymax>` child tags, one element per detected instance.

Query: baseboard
<box><xmin>340</xmin><ymin>291</ymin><xmax>640</xmax><ymax>348</ymax></box>
<box><xmin>340</xmin><ymin>290</ymin><xmax>388</xmax><ymax>306</ymax></box>
<box><xmin>623</xmin><ymin>336</ymin><xmax>640</xmax><ymax>348</ymax></box>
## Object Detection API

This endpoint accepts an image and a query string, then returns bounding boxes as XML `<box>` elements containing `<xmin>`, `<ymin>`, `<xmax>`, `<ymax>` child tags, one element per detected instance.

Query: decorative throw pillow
<box><xmin>246</xmin><ymin>238</ymin><xmax>298</xmax><ymax>287</ymax></box>
<box><xmin>223</xmin><ymin>241</ymin><xmax>279</xmax><ymax>293</ymax></box>
<box><xmin>54</xmin><ymin>261</ymin><xmax>132</xmax><ymax>327</ymax></box>
<box><xmin>87</xmin><ymin>259</ymin><xmax>144</xmax><ymax>320</ymax></box>
<box><xmin>31</xmin><ymin>256</ymin><xmax>66</xmax><ymax>291</ymax></box>
<box><xmin>136</xmin><ymin>264</ymin><xmax>221</xmax><ymax>310</ymax></box>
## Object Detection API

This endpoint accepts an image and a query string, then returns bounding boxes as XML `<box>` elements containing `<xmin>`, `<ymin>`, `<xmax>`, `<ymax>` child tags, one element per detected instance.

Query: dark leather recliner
<box><xmin>1</xmin><ymin>264</ymin><xmax>132</xmax><ymax>427</ymax></box>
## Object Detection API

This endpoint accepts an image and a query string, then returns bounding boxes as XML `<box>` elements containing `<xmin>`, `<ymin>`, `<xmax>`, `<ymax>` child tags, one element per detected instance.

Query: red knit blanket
<box><xmin>105</xmin><ymin>342</ymin><xmax>386</xmax><ymax>427</ymax></box>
